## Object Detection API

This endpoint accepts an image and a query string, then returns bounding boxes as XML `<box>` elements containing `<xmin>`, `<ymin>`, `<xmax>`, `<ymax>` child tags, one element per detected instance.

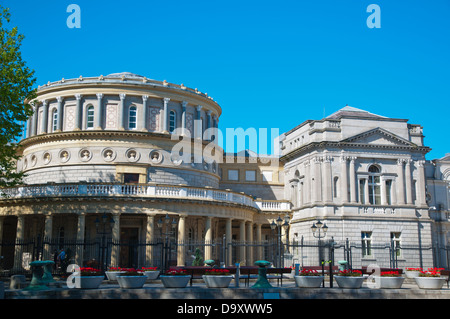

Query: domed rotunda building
<box><xmin>0</xmin><ymin>72</ymin><xmax>287</xmax><ymax>271</ymax></box>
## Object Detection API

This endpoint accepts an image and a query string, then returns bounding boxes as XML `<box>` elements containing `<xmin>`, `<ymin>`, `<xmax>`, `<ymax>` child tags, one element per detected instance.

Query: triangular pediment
<box><xmin>341</xmin><ymin>127</ymin><xmax>416</xmax><ymax>147</ymax></box>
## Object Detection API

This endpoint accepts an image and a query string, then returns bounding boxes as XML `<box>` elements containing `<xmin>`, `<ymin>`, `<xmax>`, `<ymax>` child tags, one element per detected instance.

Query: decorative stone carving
<box><xmin>43</xmin><ymin>152</ymin><xmax>52</xmax><ymax>165</ymax></box>
<box><xmin>31</xmin><ymin>155</ymin><xmax>37</xmax><ymax>167</ymax></box>
<box><xmin>126</xmin><ymin>149</ymin><xmax>140</xmax><ymax>162</ymax></box>
<box><xmin>150</xmin><ymin>150</ymin><xmax>163</xmax><ymax>164</ymax></box>
<box><xmin>102</xmin><ymin>148</ymin><xmax>116</xmax><ymax>162</ymax></box>
<box><xmin>79</xmin><ymin>149</ymin><xmax>92</xmax><ymax>162</ymax></box>
<box><xmin>59</xmin><ymin>150</ymin><xmax>70</xmax><ymax>163</ymax></box>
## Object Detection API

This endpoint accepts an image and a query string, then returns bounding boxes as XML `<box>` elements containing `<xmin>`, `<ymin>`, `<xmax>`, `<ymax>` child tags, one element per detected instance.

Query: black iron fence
<box><xmin>0</xmin><ymin>236</ymin><xmax>448</xmax><ymax>277</ymax></box>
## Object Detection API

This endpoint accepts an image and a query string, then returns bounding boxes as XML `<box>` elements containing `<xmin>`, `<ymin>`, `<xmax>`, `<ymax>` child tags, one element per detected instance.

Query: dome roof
<box><xmin>106</xmin><ymin>72</ymin><xmax>146</xmax><ymax>78</ymax></box>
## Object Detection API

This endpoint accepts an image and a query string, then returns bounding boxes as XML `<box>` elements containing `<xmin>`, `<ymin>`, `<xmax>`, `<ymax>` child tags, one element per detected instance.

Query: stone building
<box><xmin>0</xmin><ymin>73</ymin><xmax>448</xmax><ymax>271</ymax></box>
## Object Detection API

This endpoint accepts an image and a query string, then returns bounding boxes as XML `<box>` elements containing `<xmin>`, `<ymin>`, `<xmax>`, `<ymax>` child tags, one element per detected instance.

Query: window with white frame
<box><xmin>227</xmin><ymin>169</ymin><xmax>239</xmax><ymax>181</ymax></box>
<box><xmin>129</xmin><ymin>106</ymin><xmax>137</xmax><ymax>129</ymax></box>
<box><xmin>169</xmin><ymin>110</ymin><xmax>176</xmax><ymax>133</ymax></box>
<box><xmin>245</xmin><ymin>170</ymin><xmax>256</xmax><ymax>181</ymax></box>
<box><xmin>361</xmin><ymin>231</ymin><xmax>372</xmax><ymax>257</ymax></box>
<box><xmin>86</xmin><ymin>105</ymin><xmax>94</xmax><ymax>129</ymax></box>
<box><xmin>368</xmin><ymin>165</ymin><xmax>381</xmax><ymax>205</ymax></box>
<box><xmin>391</xmin><ymin>232</ymin><xmax>401</xmax><ymax>257</ymax></box>
<box><xmin>52</xmin><ymin>109</ymin><xmax>58</xmax><ymax>132</ymax></box>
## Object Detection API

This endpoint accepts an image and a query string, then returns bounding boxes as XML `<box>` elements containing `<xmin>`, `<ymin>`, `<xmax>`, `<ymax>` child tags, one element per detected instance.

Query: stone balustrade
<box><xmin>0</xmin><ymin>183</ymin><xmax>290</xmax><ymax>212</ymax></box>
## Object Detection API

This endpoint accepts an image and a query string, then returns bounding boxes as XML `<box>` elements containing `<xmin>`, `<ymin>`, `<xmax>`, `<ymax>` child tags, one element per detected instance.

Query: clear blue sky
<box><xmin>4</xmin><ymin>0</ymin><xmax>449</xmax><ymax>159</ymax></box>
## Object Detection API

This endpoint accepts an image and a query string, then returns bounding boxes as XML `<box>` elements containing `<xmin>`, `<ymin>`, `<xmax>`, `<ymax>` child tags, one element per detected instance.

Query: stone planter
<box><xmin>202</xmin><ymin>275</ymin><xmax>233</xmax><ymax>288</ymax></box>
<box><xmin>294</xmin><ymin>275</ymin><xmax>324</xmax><ymax>288</ymax></box>
<box><xmin>414</xmin><ymin>277</ymin><xmax>446</xmax><ymax>289</ymax></box>
<box><xmin>335</xmin><ymin>276</ymin><xmax>365</xmax><ymax>289</ymax></box>
<box><xmin>116</xmin><ymin>275</ymin><xmax>148</xmax><ymax>288</ymax></box>
<box><xmin>374</xmin><ymin>276</ymin><xmax>405</xmax><ymax>289</ymax></box>
<box><xmin>160</xmin><ymin>275</ymin><xmax>191</xmax><ymax>288</ymax></box>
<box><xmin>143</xmin><ymin>270</ymin><xmax>160</xmax><ymax>280</ymax></box>
<box><xmin>405</xmin><ymin>270</ymin><xmax>421</xmax><ymax>279</ymax></box>
<box><xmin>105</xmin><ymin>271</ymin><xmax>125</xmax><ymax>281</ymax></box>
<box><xmin>73</xmin><ymin>276</ymin><xmax>104</xmax><ymax>289</ymax></box>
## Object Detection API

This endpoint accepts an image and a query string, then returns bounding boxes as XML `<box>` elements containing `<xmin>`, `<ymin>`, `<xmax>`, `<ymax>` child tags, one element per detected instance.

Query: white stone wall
<box><xmin>148</xmin><ymin>166</ymin><xmax>219</xmax><ymax>188</ymax></box>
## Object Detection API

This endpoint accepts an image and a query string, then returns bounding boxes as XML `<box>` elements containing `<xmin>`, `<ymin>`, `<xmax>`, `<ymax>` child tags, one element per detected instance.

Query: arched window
<box><xmin>86</xmin><ymin>105</ymin><xmax>94</xmax><ymax>129</ymax></box>
<box><xmin>368</xmin><ymin>165</ymin><xmax>381</xmax><ymax>205</ymax></box>
<box><xmin>52</xmin><ymin>109</ymin><xmax>58</xmax><ymax>132</ymax></box>
<box><xmin>169</xmin><ymin>110</ymin><xmax>176</xmax><ymax>133</ymax></box>
<box><xmin>129</xmin><ymin>106</ymin><xmax>137</xmax><ymax>129</ymax></box>
<box><xmin>333</xmin><ymin>176</ymin><xmax>339</xmax><ymax>198</ymax></box>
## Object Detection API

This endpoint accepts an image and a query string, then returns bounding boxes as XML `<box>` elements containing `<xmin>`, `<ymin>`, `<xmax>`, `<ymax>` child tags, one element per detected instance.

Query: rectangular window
<box><xmin>262</xmin><ymin>170</ymin><xmax>273</xmax><ymax>182</ymax></box>
<box><xmin>359</xmin><ymin>179</ymin><xmax>365</xmax><ymax>204</ymax></box>
<box><xmin>227</xmin><ymin>169</ymin><xmax>239</xmax><ymax>181</ymax></box>
<box><xmin>361</xmin><ymin>232</ymin><xmax>372</xmax><ymax>257</ymax></box>
<box><xmin>391</xmin><ymin>232</ymin><xmax>401</xmax><ymax>257</ymax></box>
<box><xmin>245</xmin><ymin>170</ymin><xmax>256</xmax><ymax>181</ymax></box>
<box><xmin>386</xmin><ymin>180</ymin><xmax>392</xmax><ymax>205</ymax></box>
<box><xmin>87</xmin><ymin>107</ymin><xmax>94</xmax><ymax>129</ymax></box>
<box><xmin>124</xmin><ymin>173</ymin><xmax>139</xmax><ymax>184</ymax></box>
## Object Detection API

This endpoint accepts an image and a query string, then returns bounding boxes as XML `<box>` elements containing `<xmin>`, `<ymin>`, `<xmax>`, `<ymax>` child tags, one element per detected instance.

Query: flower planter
<box><xmin>202</xmin><ymin>275</ymin><xmax>233</xmax><ymax>288</ymax></box>
<box><xmin>160</xmin><ymin>275</ymin><xmax>191</xmax><ymax>288</ymax></box>
<box><xmin>335</xmin><ymin>276</ymin><xmax>365</xmax><ymax>289</ymax></box>
<box><xmin>404</xmin><ymin>271</ymin><xmax>421</xmax><ymax>279</ymax></box>
<box><xmin>374</xmin><ymin>276</ymin><xmax>405</xmax><ymax>289</ymax></box>
<box><xmin>143</xmin><ymin>270</ymin><xmax>160</xmax><ymax>280</ymax></box>
<box><xmin>414</xmin><ymin>277</ymin><xmax>446</xmax><ymax>289</ymax></box>
<box><xmin>294</xmin><ymin>275</ymin><xmax>324</xmax><ymax>288</ymax></box>
<box><xmin>105</xmin><ymin>271</ymin><xmax>126</xmax><ymax>281</ymax></box>
<box><xmin>73</xmin><ymin>276</ymin><xmax>104</xmax><ymax>289</ymax></box>
<box><xmin>116</xmin><ymin>275</ymin><xmax>148</xmax><ymax>288</ymax></box>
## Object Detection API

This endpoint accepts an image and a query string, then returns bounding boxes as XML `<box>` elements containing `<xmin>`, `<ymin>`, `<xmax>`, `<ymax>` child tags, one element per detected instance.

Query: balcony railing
<box><xmin>0</xmin><ymin>183</ymin><xmax>292</xmax><ymax>213</ymax></box>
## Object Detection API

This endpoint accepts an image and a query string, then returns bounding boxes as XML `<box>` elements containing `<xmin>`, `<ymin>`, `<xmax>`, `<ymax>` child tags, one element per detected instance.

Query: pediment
<box><xmin>341</xmin><ymin>128</ymin><xmax>416</xmax><ymax>148</ymax></box>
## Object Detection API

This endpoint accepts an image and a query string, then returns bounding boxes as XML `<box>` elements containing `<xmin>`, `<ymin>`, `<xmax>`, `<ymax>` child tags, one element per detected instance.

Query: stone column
<box><xmin>349</xmin><ymin>157</ymin><xmax>357</xmax><ymax>203</ymax></box>
<box><xmin>340</xmin><ymin>155</ymin><xmax>349</xmax><ymax>203</ymax></box>
<box><xmin>162</xmin><ymin>97</ymin><xmax>170</xmax><ymax>133</ymax></box>
<box><xmin>118</xmin><ymin>93</ymin><xmax>126</xmax><ymax>130</ymax></box>
<box><xmin>246</xmin><ymin>222</ymin><xmax>253</xmax><ymax>265</ymax></box>
<box><xmin>40</xmin><ymin>100</ymin><xmax>48</xmax><ymax>134</ymax></box>
<box><xmin>397</xmin><ymin>159</ymin><xmax>405</xmax><ymax>205</ymax></box>
<box><xmin>195</xmin><ymin>105</ymin><xmax>202</xmax><ymax>139</ymax></box>
<box><xmin>206</xmin><ymin>110</ymin><xmax>212</xmax><ymax>140</ymax></box>
<box><xmin>95</xmin><ymin>93</ymin><xmax>103</xmax><ymax>130</ymax></box>
<box><xmin>43</xmin><ymin>214</ymin><xmax>53</xmax><ymax>259</ymax></box>
<box><xmin>239</xmin><ymin>220</ymin><xmax>246</xmax><ymax>265</ymax></box>
<box><xmin>416</xmin><ymin>160</ymin><xmax>427</xmax><ymax>207</ymax></box>
<box><xmin>323</xmin><ymin>156</ymin><xmax>333</xmax><ymax>204</ymax></box>
<box><xmin>110</xmin><ymin>213</ymin><xmax>120</xmax><ymax>267</ymax></box>
<box><xmin>56</xmin><ymin>96</ymin><xmax>64</xmax><ymax>131</ymax></box>
<box><xmin>177</xmin><ymin>215</ymin><xmax>186</xmax><ymax>266</ymax></box>
<box><xmin>31</xmin><ymin>104</ymin><xmax>38</xmax><ymax>136</ymax></box>
<box><xmin>74</xmin><ymin>94</ymin><xmax>82</xmax><ymax>130</ymax></box>
<box><xmin>75</xmin><ymin>213</ymin><xmax>85</xmax><ymax>267</ymax></box>
<box><xmin>405</xmin><ymin>159</ymin><xmax>413</xmax><ymax>205</ymax></box>
<box><xmin>226</xmin><ymin>218</ymin><xmax>233</xmax><ymax>266</ymax></box>
<box><xmin>181</xmin><ymin>101</ymin><xmax>187</xmax><ymax>136</ymax></box>
<box><xmin>313</xmin><ymin>157</ymin><xmax>322</xmax><ymax>203</ymax></box>
<box><xmin>255</xmin><ymin>223</ymin><xmax>262</xmax><ymax>261</ymax></box>
<box><xmin>381</xmin><ymin>177</ymin><xmax>387</xmax><ymax>206</ymax></box>
<box><xmin>364</xmin><ymin>178</ymin><xmax>369</xmax><ymax>204</ymax></box>
<box><xmin>146</xmin><ymin>214</ymin><xmax>155</xmax><ymax>266</ymax></box>
<box><xmin>303</xmin><ymin>161</ymin><xmax>310</xmax><ymax>205</ymax></box>
<box><xmin>140</xmin><ymin>95</ymin><xmax>148</xmax><ymax>131</ymax></box>
<box><xmin>204</xmin><ymin>217</ymin><xmax>212</xmax><ymax>261</ymax></box>
<box><xmin>14</xmin><ymin>215</ymin><xmax>25</xmax><ymax>270</ymax></box>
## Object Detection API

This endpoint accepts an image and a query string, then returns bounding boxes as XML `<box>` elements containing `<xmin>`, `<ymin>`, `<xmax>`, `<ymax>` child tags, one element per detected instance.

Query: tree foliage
<box><xmin>0</xmin><ymin>6</ymin><xmax>36</xmax><ymax>187</ymax></box>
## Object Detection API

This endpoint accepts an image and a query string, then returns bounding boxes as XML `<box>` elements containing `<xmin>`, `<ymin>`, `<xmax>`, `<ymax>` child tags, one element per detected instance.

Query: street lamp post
<box><xmin>95</xmin><ymin>213</ymin><xmax>115</xmax><ymax>272</ymax></box>
<box><xmin>270</xmin><ymin>215</ymin><xmax>290</xmax><ymax>267</ymax></box>
<box><xmin>311</xmin><ymin>219</ymin><xmax>328</xmax><ymax>264</ymax></box>
<box><xmin>156</xmin><ymin>213</ymin><xmax>178</xmax><ymax>273</ymax></box>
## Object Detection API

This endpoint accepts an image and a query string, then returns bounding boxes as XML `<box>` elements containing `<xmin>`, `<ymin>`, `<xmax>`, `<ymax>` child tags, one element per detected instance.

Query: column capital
<box><xmin>417</xmin><ymin>160</ymin><xmax>426</xmax><ymax>167</ymax></box>
<box><xmin>96</xmin><ymin>93</ymin><xmax>104</xmax><ymax>99</ymax></box>
<box><xmin>56</xmin><ymin>96</ymin><xmax>64</xmax><ymax>103</ymax></box>
<box><xmin>196</xmin><ymin>105</ymin><xmax>202</xmax><ymax>112</ymax></box>
<box><xmin>181</xmin><ymin>101</ymin><xmax>188</xmax><ymax>108</ymax></box>
<box><xmin>397</xmin><ymin>158</ymin><xmax>405</xmax><ymax>165</ymax></box>
<box><xmin>75</xmin><ymin>94</ymin><xmax>82</xmax><ymax>100</ymax></box>
<box><xmin>142</xmin><ymin>95</ymin><xmax>148</xmax><ymax>102</ymax></box>
<box><xmin>41</xmin><ymin>99</ymin><xmax>48</xmax><ymax>106</ymax></box>
<box><xmin>163</xmin><ymin>97</ymin><xmax>170</xmax><ymax>104</ymax></box>
<box><xmin>119</xmin><ymin>93</ymin><xmax>126</xmax><ymax>100</ymax></box>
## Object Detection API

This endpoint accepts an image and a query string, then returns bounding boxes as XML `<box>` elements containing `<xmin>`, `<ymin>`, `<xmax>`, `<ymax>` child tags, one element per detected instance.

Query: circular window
<box><xmin>59</xmin><ymin>149</ymin><xmax>70</xmax><ymax>163</ymax></box>
<box><xmin>150</xmin><ymin>150</ymin><xmax>163</xmax><ymax>164</ymax></box>
<box><xmin>79</xmin><ymin>149</ymin><xmax>92</xmax><ymax>162</ymax></box>
<box><xmin>102</xmin><ymin>148</ymin><xmax>116</xmax><ymax>162</ymax></box>
<box><xmin>126</xmin><ymin>149</ymin><xmax>140</xmax><ymax>162</ymax></box>
<box><xmin>43</xmin><ymin>152</ymin><xmax>52</xmax><ymax>165</ymax></box>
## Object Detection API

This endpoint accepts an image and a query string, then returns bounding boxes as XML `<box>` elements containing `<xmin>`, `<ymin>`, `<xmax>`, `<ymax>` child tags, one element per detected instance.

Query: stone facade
<box><xmin>0</xmin><ymin>74</ymin><xmax>449</xmax><ymax>271</ymax></box>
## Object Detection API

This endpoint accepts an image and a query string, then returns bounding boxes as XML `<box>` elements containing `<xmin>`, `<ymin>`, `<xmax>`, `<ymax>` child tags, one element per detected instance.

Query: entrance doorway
<box><xmin>119</xmin><ymin>227</ymin><xmax>139</xmax><ymax>268</ymax></box>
